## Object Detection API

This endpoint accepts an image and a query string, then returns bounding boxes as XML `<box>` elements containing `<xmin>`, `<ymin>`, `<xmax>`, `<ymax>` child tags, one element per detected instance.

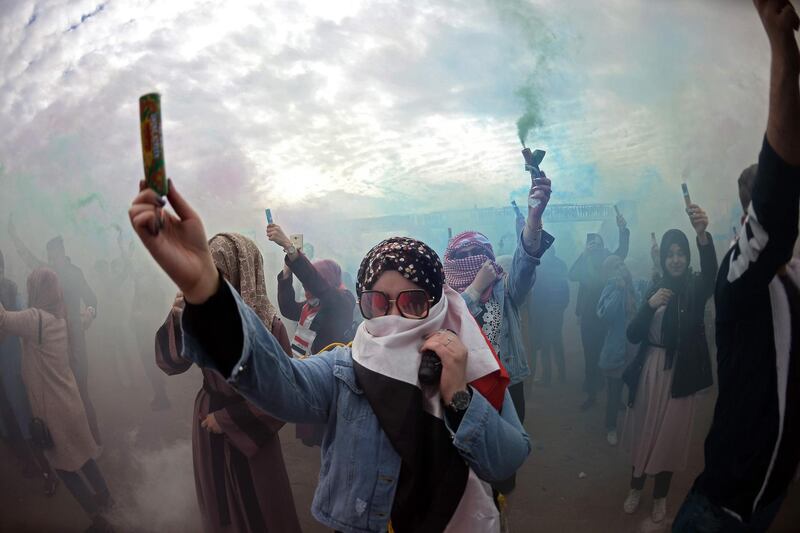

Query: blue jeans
<box><xmin>672</xmin><ymin>489</ymin><xmax>784</xmax><ymax>533</ymax></box>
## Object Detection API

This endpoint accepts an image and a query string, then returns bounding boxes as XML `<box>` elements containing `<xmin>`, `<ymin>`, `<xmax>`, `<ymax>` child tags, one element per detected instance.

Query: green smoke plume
<box><xmin>515</xmin><ymin>85</ymin><xmax>542</xmax><ymax>146</ymax></box>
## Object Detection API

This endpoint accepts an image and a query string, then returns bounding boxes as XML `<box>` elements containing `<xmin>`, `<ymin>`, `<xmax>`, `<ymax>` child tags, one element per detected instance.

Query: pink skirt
<box><xmin>623</xmin><ymin>346</ymin><xmax>696</xmax><ymax>476</ymax></box>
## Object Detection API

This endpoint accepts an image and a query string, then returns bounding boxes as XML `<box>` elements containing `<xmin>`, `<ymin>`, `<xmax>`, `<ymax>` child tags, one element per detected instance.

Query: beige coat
<box><xmin>0</xmin><ymin>305</ymin><xmax>99</xmax><ymax>471</ymax></box>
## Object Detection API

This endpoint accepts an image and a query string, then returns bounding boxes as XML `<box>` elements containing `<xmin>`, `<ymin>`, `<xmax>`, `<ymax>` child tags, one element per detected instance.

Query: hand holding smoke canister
<box><xmin>139</xmin><ymin>93</ymin><xmax>168</xmax><ymax>197</ymax></box>
<box><xmin>681</xmin><ymin>182</ymin><xmax>692</xmax><ymax>208</ymax></box>
<box><xmin>521</xmin><ymin>148</ymin><xmax>547</xmax><ymax>210</ymax></box>
<box><xmin>418</xmin><ymin>350</ymin><xmax>443</xmax><ymax>385</ymax></box>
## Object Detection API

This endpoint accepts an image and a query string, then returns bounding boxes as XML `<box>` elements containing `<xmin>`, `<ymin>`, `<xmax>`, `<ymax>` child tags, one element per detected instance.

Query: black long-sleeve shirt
<box><xmin>693</xmin><ymin>136</ymin><xmax>800</xmax><ymax>522</ymax></box>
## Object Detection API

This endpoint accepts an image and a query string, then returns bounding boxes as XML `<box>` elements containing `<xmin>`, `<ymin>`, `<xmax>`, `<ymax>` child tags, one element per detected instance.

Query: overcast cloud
<box><xmin>0</xmin><ymin>0</ymin><xmax>776</xmax><ymax>259</ymax></box>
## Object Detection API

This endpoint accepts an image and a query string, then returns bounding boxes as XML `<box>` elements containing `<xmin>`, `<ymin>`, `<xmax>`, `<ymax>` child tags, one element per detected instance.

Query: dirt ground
<box><xmin>1</xmin><ymin>319</ymin><xmax>799</xmax><ymax>533</ymax></box>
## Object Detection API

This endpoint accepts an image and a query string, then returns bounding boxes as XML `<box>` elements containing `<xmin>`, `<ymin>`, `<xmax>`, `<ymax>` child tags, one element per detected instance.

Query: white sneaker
<box><xmin>607</xmin><ymin>430</ymin><xmax>618</xmax><ymax>446</ymax></box>
<box><xmin>652</xmin><ymin>497</ymin><xmax>667</xmax><ymax>523</ymax></box>
<box><xmin>623</xmin><ymin>489</ymin><xmax>642</xmax><ymax>514</ymax></box>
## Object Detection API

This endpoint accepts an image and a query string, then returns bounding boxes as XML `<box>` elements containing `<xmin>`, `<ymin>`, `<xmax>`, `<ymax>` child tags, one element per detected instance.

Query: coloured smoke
<box><xmin>110</xmin><ymin>434</ymin><xmax>201</xmax><ymax>533</ymax></box>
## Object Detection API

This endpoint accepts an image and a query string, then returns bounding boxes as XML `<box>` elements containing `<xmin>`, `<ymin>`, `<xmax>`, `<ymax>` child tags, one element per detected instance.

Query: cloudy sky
<box><xmin>0</xmin><ymin>0</ymin><xmax>778</xmax><ymax>259</ymax></box>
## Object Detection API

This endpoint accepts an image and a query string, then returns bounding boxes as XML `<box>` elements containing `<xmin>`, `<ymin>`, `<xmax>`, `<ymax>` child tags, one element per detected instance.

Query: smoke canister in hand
<box><xmin>418</xmin><ymin>350</ymin><xmax>442</xmax><ymax>385</ymax></box>
<box><xmin>139</xmin><ymin>93</ymin><xmax>168</xmax><ymax>197</ymax></box>
<box><xmin>681</xmin><ymin>183</ymin><xmax>691</xmax><ymax>208</ymax></box>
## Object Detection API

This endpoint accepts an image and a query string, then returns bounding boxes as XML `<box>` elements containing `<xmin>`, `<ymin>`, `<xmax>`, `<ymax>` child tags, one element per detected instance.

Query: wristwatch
<box><xmin>448</xmin><ymin>389</ymin><xmax>472</xmax><ymax>412</ymax></box>
<box><xmin>283</xmin><ymin>244</ymin><xmax>297</xmax><ymax>255</ymax></box>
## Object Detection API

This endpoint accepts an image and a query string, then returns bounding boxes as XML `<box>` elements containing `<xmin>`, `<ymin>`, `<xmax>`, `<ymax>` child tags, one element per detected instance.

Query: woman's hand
<box><xmin>687</xmin><ymin>203</ymin><xmax>709</xmax><ymax>243</ymax></box>
<box><xmin>470</xmin><ymin>260</ymin><xmax>500</xmax><ymax>294</ymax></box>
<box><xmin>528</xmin><ymin>172</ymin><xmax>552</xmax><ymax>222</ymax></box>
<box><xmin>266</xmin><ymin>224</ymin><xmax>292</xmax><ymax>249</ymax></box>
<box><xmin>128</xmin><ymin>180</ymin><xmax>218</xmax><ymax>304</ymax></box>
<box><xmin>200</xmin><ymin>412</ymin><xmax>223</xmax><ymax>434</ymax></box>
<box><xmin>421</xmin><ymin>330</ymin><xmax>468</xmax><ymax>404</ymax></box>
<box><xmin>648</xmin><ymin>288</ymin><xmax>673</xmax><ymax>310</ymax></box>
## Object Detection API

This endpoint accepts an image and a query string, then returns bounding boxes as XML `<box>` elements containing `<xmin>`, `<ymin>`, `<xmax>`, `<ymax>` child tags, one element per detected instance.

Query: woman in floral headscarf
<box><xmin>127</xmin><ymin>177</ymin><xmax>530</xmax><ymax>532</ymax></box>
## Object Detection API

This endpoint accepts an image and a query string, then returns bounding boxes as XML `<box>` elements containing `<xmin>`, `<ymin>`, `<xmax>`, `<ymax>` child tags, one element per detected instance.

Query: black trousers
<box><xmin>605</xmin><ymin>376</ymin><xmax>624</xmax><ymax>430</ymax></box>
<box><xmin>531</xmin><ymin>312</ymin><xmax>566</xmax><ymax>384</ymax></box>
<box><xmin>580</xmin><ymin>318</ymin><xmax>607</xmax><ymax>399</ymax></box>
<box><xmin>631</xmin><ymin>469</ymin><xmax>673</xmax><ymax>499</ymax></box>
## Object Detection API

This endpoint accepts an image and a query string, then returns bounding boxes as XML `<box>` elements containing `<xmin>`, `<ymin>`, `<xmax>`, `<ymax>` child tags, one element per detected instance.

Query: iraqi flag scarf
<box><xmin>352</xmin><ymin>285</ymin><xmax>509</xmax><ymax>533</ymax></box>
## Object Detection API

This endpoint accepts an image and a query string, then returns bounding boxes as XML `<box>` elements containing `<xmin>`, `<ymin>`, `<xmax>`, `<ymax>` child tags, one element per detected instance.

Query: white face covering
<box><xmin>351</xmin><ymin>285</ymin><xmax>504</xmax><ymax>533</ymax></box>
<box><xmin>352</xmin><ymin>286</ymin><xmax>502</xmax><ymax>389</ymax></box>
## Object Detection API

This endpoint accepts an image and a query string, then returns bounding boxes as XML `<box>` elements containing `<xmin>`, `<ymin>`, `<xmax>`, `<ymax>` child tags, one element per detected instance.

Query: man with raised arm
<box><xmin>673</xmin><ymin>1</ymin><xmax>800</xmax><ymax>531</ymax></box>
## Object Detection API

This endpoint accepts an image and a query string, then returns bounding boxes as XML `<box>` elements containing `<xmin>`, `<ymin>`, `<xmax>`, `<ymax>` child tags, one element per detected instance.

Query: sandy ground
<box><xmin>1</xmin><ymin>320</ymin><xmax>799</xmax><ymax>533</ymax></box>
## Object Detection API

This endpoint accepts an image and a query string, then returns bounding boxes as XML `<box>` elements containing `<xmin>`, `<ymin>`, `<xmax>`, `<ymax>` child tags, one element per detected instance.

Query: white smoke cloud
<box><xmin>110</xmin><ymin>434</ymin><xmax>201</xmax><ymax>533</ymax></box>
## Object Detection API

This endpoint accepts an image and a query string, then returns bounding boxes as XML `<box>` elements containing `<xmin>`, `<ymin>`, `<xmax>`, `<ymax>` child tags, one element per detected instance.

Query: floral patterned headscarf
<box><xmin>356</xmin><ymin>237</ymin><xmax>445</xmax><ymax>304</ymax></box>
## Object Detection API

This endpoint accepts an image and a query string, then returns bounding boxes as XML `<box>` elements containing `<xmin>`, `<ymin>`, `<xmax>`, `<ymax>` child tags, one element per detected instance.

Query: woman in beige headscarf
<box><xmin>155</xmin><ymin>233</ymin><xmax>301</xmax><ymax>533</ymax></box>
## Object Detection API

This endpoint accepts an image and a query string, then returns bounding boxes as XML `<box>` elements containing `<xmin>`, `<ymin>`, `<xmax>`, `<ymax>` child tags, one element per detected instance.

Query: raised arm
<box><xmin>182</xmin><ymin>278</ymin><xmax>336</xmax><ymax>424</ymax></box>
<box><xmin>506</xmin><ymin>230</ymin><xmax>553</xmax><ymax>306</ymax></box>
<box><xmin>285</xmin><ymin>252</ymin><xmax>335</xmax><ymax>302</ymax></box>
<box><xmin>612</xmin><ymin>221</ymin><xmax>631</xmax><ymax>260</ymax></box>
<box><xmin>696</xmin><ymin>234</ymin><xmax>719</xmax><ymax>301</ymax></box>
<box><xmin>757</xmin><ymin>0</ymin><xmax>800</xmax><ymax>166</ymax></box>
<box><xmin>276</xmin><ymin>269</ymin><xmax>303</xmax><ymax>322</ymax></box>
<box><xmin>723</xmin><ymin>2</ymin><xmax>800</xmax><ymax>293</ymax></box>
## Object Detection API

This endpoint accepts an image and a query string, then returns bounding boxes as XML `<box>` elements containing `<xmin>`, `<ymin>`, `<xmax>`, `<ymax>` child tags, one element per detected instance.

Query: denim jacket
<box><xmin>461</xmin><ymin>231</ymin><xmax>550</xmax><ymax>385</ymax></box>
<box><xmin>182</xmin><ymin>282</ymin><xmax>531</xmax><ymax>533</ymax></box>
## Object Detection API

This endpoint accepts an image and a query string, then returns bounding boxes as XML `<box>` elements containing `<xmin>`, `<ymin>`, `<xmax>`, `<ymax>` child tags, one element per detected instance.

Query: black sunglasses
<box><xmin>451</xmin><ymin>246</ymin><xmax>487</xmax><ymax>260</ymax></box>
<box><xmin>358</xmin><ymin>289</ymin><xmax>434</xmax><ymax>320</ymax></box>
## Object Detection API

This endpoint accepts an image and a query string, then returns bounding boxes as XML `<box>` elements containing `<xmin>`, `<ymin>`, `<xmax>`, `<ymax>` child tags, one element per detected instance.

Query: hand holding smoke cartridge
<box><xmin>681</xmin><ymin>182</ymin><xmax>692</xmax><ymax>209</ymax></box>
<box><xmin>418</xmin><ymin>350</ymin><xmax>443</xmax><ymax>385</ymax></box>
<box><xmin>521</xmin><ymin>147</ymin><xmax>547</xmax><ymax>210</ymax></box>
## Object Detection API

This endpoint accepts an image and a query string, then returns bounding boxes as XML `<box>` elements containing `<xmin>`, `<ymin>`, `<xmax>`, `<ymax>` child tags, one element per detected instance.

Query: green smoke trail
<box><xmin>487</xmin><ymin>0</ymin><xmax>554</xmax><ymax>146</ymax></box>
<box><xmin>515</xmin><ymin>85</ymin><xmax>542</xmax><ymax>146</ymax></box>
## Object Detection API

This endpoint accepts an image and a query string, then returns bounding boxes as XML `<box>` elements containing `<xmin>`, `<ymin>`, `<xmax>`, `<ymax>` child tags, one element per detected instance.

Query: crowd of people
<box><xmin>0</xmin><ymin>1</ymin><xmax>798</xmax><ymax>532</ymax></box>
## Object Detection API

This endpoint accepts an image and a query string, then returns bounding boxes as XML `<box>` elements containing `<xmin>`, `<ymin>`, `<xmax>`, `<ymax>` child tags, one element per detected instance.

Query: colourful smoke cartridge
<box><xmin>139</xmin><ymin>93</ymin><xmax>168</xmax><ymax>197</ymax></box>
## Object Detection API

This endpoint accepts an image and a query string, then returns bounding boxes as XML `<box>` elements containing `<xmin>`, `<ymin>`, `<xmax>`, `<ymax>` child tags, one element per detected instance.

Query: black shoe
<box><xmin>44</xmin><ymin>472</ymin><xmax>59</xmax><ymax>497</ymax></box>
<box><xmin>580</xmin><ymin>397</ymin><xmax>596</xmax><ymax>412</ymax></box>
